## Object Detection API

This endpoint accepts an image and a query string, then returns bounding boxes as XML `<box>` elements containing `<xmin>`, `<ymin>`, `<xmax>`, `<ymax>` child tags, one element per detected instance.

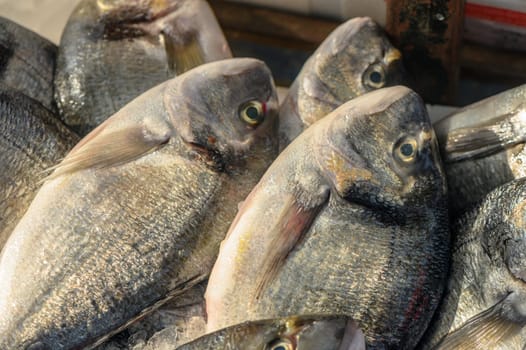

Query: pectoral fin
<box><xmin>253</xmin><ymin>191</ymin><xmax>329</xmax><ymax>301</ymax></box>
<box><xmin>443</xmin><ymin>111</ymin><xmax>526</xmax><ymax>162</ymax></box>
<box><xmin>45</xmin><ymin>116</ymin><xmax>172</xmax><ymax>181</ymax></box>
<box><xmin>162</xmin><ymin>32</ymin><xmax>205</xmax><ymax>75</ymax></box>
<box><xmin>436</xmin><ymin>296</ymin><xmax>523</xmax><ymax>350</ymax></box>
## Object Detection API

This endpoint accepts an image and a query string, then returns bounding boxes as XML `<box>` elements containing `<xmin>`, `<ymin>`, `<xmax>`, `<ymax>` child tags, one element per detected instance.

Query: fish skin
<box><xmin>278</xmin><ymin>17</ymin><xmax>406</xmax><ymax>150</ymax></box>
<box><xmin>0</xmin><ymin>17</ymin><xmax>57</xmax><ymax>112</ymax></box>
<box><xmin>0</xmin><ymin>88</ymin><xmax>79</xmax><ymax>253</ymax></box>
<box><xmin>206</xmin><ymin>86</ymin><xmax>449</xmax><ymax>349</ymax></box>
<box><xmin>176</xmin><ymin>315</ymin><xmax>365</xmax><ymax>350</ymax></box>
<box><xmin>0</xmin><ymin>58</ymin><xmax>279</xmax><ymax>350</ymax></box>
<box><xmin>419</xmin><ymin>178</ymin><xmax>526</xmax><ymax>350</ymax></box>
<box><xmin>433</xmin><ymin>84</ymin><xmax>526</xmax><ymax>216</ymax></box>
<box><xmin>54</xmin><ymin>0</ymin><xmax>232</xmax><ymax>136</ymax></box>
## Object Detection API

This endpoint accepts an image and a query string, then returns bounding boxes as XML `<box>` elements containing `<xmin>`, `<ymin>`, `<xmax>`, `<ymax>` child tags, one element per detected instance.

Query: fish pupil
<box><xmin>401</xmin><ymin>143</ymin><xmax>414</xmax><ymax>156</ymax></box>
<box><xmin>246</xmin><ymin>106</ymin><xmax>260</xmax><ymax>120</ymax></box>
<box><xmin>369</xmin><ymin>71</ymin><xmax>383</xmax><ymax>84</ymax></box>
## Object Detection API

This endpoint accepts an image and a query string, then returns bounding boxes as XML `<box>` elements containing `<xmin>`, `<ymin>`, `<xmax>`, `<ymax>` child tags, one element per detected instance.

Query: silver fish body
<box><xmin>177</xmin><ymin>315</ymin><xmax>365</xmax><ymax>350</ymax></box>
<box><xmin>434</xmin><ymin>84</ymin><xmax>526</xmax><ymax>215</ymax></box>
<box><xmin>206</xmin><ymin>86</ymin><xmax>449</xmax><ymax>349</ymax></box>
<box><xmin>279</xmin><ymin>17</ymin><xmax>406</xmax><ymax>150</ymax></box>
<box><xmin>0</xmin><ymin>88</ymin><xmax>78</xmax><ymax>252</ymax></box>
<box><xmin>0</xmin><ymin>17</ymin><xmax>57</xmax><ymax>112</ymax></box>
<box><xmin>0</xmin><ymin>58</ymin><xmax>278</xmax><ymax>349</ymax></box>
<box><xmin>419</xmin><ymin>178</ymin><xmax>526</xmax><ymax>349</ymax></box>
<box><xmin>54</xmin><ymin>0</ymin><xmax>232</xmax><ymax>136</ymax></box>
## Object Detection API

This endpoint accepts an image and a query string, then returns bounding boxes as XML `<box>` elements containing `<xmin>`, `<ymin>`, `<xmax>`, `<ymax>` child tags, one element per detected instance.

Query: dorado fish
<box><xmin>0</xmin><ymin>58</ymin><xmax>278</xmax><ymax>350</ymax></box>
<box><xmin>176</xmin><ymin>315</ymin><xmax>365</xmax><ymax>350</ymax></box>
<box><xmin>279</xmin><ymin>17</ymin><xmax>406</xmax><ymax>149</ymax></box>
<box><xmin>0</xmin><ymin>88</ymin><xmax>78</xmax><ymax>251</ymax></box>
<box><xmin>206</xmin><ymin>86</ymin><xmax>449</xmax><ymax>349</ymax></box>
<box><xmin>0</xmin><ymin>17</ymin><xmax>57</xmax><ymax>112</ymax></box>
<box><xmin>54</xmin><ymin>0</ymin><xmax>232</xmax><ymax>136</ymax></box>
<box><xmin>419</xmin><ymin>178</ymin><xmax>526</xmax><ymax>349</ymax></box>
<box><xmin>434</xmin><ymin>84</ymin><xmax>526</xmax><ymax>216</ymax></box>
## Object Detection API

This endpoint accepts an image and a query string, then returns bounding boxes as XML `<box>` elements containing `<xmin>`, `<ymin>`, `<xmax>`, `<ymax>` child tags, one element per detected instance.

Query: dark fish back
<box><xmin>0</xmin><ymin>17</ymin><xmax>57</xmax><ymax>112</ymax></box>
<box><xmin>0</xmin><ymin>88</ymin><xmax>78</xmax><ymax>251</ymax></box>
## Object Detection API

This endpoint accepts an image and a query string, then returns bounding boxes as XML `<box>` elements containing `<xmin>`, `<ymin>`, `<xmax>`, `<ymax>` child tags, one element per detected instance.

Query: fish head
<box><xmin>93</xmin><ymin>0</ymin><xmax>231</xmax><ymax>73</ymax></box>
<box><xmin>166</xmin><ymin>57</ymin><xmax>279</xmax><ymax>175</ymax></box>
<box><xmin>315</xmin><ymin>86</ymin><xmax>446</xmax><ymax>216</ymax></box>
<box><xmin>185</xmin><ymin>315</ymin><xmax>364</xmax><ymax>350</ymax></box>
<box><xmin>299</xmin><ymin>17</ymin><xmax>406</xmax><ymax>126</ymax></box>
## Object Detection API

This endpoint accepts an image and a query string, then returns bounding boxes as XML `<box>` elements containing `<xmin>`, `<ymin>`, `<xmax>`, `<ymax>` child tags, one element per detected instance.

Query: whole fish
<box><xmin>419</xmin><ymin>178</ymin><xmax>526</xmax><ymax>349</ymax></box>
<box><xmin>0</xmin><ymin>17</ymin><xmax>57</xmax><ymax>112</ymax></box>
<box><xmin>0</xmin><ymin>88</ymin><xmax>78</xmax><ymax>252</ymax></box>
<box><xmin>54</xmin><ymin>0</ymin><xmax>232</xmax><ymax>136</ymax></box>
<box><xmin>279</xmin><ymin>16</ymin><xmax>406</xmax><ymax>149</ymax></box>
<box><xmin>206</xmin><ymin>86</ymin><xmax>449</xmax><ymax>349</ymax></box>
<box><xmin>434</xmin><ymin>84</ymin><xmax>526</xmax><ymax>215</ymax></box>
<box><xmin>0</xmin><ymin>58</ymin><xmax>278</xmax><ymax>350</ymax></box>
<box><xmin>177</xmin><ymin>315</ymin><xmax>365</xmax><ymax>350</ymax></box>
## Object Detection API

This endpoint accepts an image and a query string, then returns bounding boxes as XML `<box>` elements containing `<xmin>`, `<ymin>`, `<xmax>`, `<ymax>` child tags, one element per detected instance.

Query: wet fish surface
<box><xmin>419</xmin><ymin>178</ymin><xmax>526</xmax><ymax>349</ymax></box>
<box><xmin>54</xmin><ymin>0</ymin><xmax>232</xmax><ymax>136</ymax></box>
<box><xmin>0</xmin><ymin>58</ymin><xmax>279</xmax><ymax>349</ymax></box>
<box><xmin>97</xmin><ymin>281</ymin><xmax>207</xmax><ymax>349</ymax></box>
<box><xmin>206</xmin><ymin>86</ymin><xmax>449</xmax><ymax>349</ymax></box>
<box><xmin>434</xmin><ymin>84</ymin><xmax>526</xmax><ymax>216</ymax></box>
<box><xmin>278</xmin><ymin>16</ymin><xmax>406</xmax><ymax>149</ymax></box>
<box><xmin>177</xmin><ymin>315</ymin><xmax>365</xmax><ymax>350</ymax></box>
<box><xmin>0</xmin><ymin>17</ymin><xmax>57</xmax><ymax>112</ymax></box>
<box><xmin>0</xmin><ymin>88</ymin><xmax>78</xmax><ymax>252</ymax></box>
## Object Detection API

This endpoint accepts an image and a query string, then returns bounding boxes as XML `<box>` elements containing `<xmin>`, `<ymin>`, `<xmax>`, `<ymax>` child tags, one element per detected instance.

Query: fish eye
<box><xmin>363</xmin><ymin>64</ymin><xmax>386</xmax><ymax>89</ymax></box>
<box><xmin>239</xmin><ymin>100</ymin><xmax>265</xmax><ymax>127</ymax></box>
<box><xmin>266</xmin><ymin>338</ymin><xmax>294</xmax><ymax>350</ymax></box>
<box><xmin>394</xmin><ymin>137</ymin><xmax>418</xmax><ymax>163</ymax></box>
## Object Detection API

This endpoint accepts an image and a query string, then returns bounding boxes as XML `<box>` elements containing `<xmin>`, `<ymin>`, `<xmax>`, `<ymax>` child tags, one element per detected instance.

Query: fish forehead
<box><xmin>320</xmin><ymin>86</ymin><xmax>427</xmax><ymax>135</ymax></box>
<box><xmin>172</xmin><ymin>58</ymin><xmax>276</xmax><ymax>126</ymax></box>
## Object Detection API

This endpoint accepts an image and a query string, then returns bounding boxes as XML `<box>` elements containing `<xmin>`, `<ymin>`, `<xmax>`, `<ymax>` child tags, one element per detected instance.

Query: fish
<box><xmin>0</xmin><ymin>58</ymin><xmax>279</xmax><ymax>349</ymax></box>
<box><xmin>0</xmin><ymin>88</ymin><xmax>79</xmax><ymax>252</ymax></box>
<box><xmin>418</xmin><ymin>178</ymin><xmax>526</xmax><ymax>349</ymax></box>
<box><xmin>205</xmin><ymin>86</ymin><xmax>450</xmax><ymax>349</ymax></box>
<box><xmin>54</xmin><ymin>0</ymin><xmax>232</xmax><ymax>136</ymax></box>
<box><xmin>176</xmin><ymin>315</ymin><xmax>365</xmax><ymax>350</ymax></box>
<box><xmin>278</xmin><ymin>17</ymin><xmax>406</xmax><ymax>150</ymax></box>
<box><xmin>0</xmin><ymin>17</ymin><xmax>57</xmax><ymax>112</ymax></box>
<box><xmin>433</xmin><ymin>84</ymin><xmax>526</xmax><ymax>216</ymax></box>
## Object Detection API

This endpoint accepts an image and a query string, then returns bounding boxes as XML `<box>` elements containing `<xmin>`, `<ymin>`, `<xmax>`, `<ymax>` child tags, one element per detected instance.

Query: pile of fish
<box><xmin>0</xmin><ymin>0</ymin><xmax>524</xmax><ymax>349</ymax></box>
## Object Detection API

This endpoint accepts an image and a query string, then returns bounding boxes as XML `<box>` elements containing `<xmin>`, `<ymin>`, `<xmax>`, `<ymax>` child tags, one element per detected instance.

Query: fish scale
<box><xmin>0</xmin><ymin>58</ymin><xmax>279</xmax><ymax>349</ymax></box>
<box><xmin>0</xmin><ymin>89</ymin><xmax>78</xmax><ymax>253</ymax></box>
<box><xmin>206</xmin><ymin>86</ymin><xmax>449</xmax><ymax>350</ymax></box>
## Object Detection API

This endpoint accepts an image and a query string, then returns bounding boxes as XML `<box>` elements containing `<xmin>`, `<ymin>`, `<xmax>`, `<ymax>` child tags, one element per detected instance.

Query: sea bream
<box><xmin>54</xmin><ymin>0</ymin><xmax>232</xmax><ymax>136</ymax></box>
<box><xmin>0</xmin><ymin>58</ymin><xmax>278</xmax><ymax>349</ymax></box>
<box><xmin>278</xmin><ymin>17</ymin><xmax>406</xmax><ymax>149</ymax></box>
<box><xmin>206</xmin><ymin>86</ymin><xmax>449</xmax><ymax>349</ymax></box>
<box><xmin>176</xmin><ymin>315</ymin><xmax>366</xmax><ymax>350</ymax></box>
<box><xmin>434</xmin><ymin>84</ymin><xmax>526</xmax><ymax>216</ymax></box>
<box><xmin>419</xmin><ymin>178</ymin><xmax>526</xmax><ymax>349</ymax></box>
